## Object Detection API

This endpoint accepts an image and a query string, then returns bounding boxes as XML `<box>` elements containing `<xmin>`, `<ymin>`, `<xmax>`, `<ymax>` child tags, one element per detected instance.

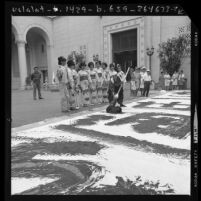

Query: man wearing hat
<box><xmin>31</xmin><ymin>66</ymin><xmax>44</xmax><ymax>100</ymax></box>
<box><xmin>143</xmin><ymin>69</ymin><xmax>152</xmax><ymax>97</ymax></box>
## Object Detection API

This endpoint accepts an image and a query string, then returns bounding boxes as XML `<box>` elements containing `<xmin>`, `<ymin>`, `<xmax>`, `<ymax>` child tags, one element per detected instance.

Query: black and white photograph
<box><xmin>6</xmin><ymin>3</ymin><xmax>198</xmax><ymax>197</ymax></box>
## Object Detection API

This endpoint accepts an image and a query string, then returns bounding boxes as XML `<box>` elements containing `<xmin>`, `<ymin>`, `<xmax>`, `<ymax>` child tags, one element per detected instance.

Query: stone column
<box><xmin>16</xmin><ymin>40</ymin><xmax>27</xmax><ymax>90</ymax></box>
<box><xmin>145</xmin><ymin>17</ymin><xmax>152</xmax><ymax>70</ymax></box>
<box><xmin>46</xmin><ymin>44</ymin><xmax>54</xmax><ymax>84</ymax></box>
<box><xmin>151</xmin><ymin>17</ymin><xmax>161</xmax><ymax>83</ymax></box>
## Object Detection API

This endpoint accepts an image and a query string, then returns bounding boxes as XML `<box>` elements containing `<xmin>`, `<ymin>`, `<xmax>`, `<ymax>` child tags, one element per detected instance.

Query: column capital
<box><xmin>46</xmin><ymin>44</ymin><xmax>54</xmax><ymax>48</ymax></box>
<box><xmin>16</xmin><ymin>39</ymin><xmax>27</xmax><ymax>46</ymax></box>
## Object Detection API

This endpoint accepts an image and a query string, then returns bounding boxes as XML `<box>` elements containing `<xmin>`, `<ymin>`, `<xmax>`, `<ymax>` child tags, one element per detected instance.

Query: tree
<box><xmin>158</xmin><ymin>24</ymin><xmax>191</xmax><ymax>76</ymax></box>
<box><xmin>67</xmin><ymin>51</ymin><xmax>85</xmax><ymax>65</ymax></box>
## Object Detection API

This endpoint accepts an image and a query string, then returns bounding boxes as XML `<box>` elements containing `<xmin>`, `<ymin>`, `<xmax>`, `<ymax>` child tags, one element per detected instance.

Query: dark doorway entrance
<box><xmin>41</xmin><ymin>70</ymin><xmax>48</xmax><ymax>83</ymax></box>
<box><xmin>112</xmin><ymin>29</ymin><xmax>137</xmax><ymax>81</ymax></box>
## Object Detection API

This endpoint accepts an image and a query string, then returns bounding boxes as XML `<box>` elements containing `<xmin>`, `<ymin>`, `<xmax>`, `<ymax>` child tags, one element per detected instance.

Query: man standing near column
<box><xmin>31</xmin><ymin>66</ymin><xmax>44</xmax><ymax>100</ymax></box>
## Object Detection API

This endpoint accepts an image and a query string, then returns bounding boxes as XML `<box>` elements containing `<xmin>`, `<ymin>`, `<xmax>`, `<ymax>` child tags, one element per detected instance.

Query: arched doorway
<box><xmin>26</xmin><ymin>27</ymin><xmax>49</xmax><ymax>84</ymax></box>
<box><xmin>12</xmin><ymin>26</ymin><xmax>20</xmax><ymax>89</ymax></box>
<box><xmin>112</xmin><ymin>28</ymin><xmax>137</xmax><ymax>81</ymax></box>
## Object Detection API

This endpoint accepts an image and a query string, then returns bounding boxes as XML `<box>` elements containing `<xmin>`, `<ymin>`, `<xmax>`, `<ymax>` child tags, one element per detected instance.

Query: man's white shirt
<box><xmin>143</xmin><ymin>72</ymin><xmax>152</xmax><ymax>82</ymax></box>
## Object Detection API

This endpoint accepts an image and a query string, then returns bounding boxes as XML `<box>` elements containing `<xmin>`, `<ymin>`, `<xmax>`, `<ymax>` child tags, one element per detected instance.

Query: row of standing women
<box><xmin>159</xmin><ymin>70</ymin><xmax>186</xmax><ymax>91</ymax></box>
<box><xmin>56</xmin><ymin>56</ymin><xmax>124</xmax><ymax>112</ymax></box>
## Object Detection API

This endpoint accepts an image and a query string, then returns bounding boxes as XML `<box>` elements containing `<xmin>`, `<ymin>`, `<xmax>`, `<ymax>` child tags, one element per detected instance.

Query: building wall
<box><xmin>12</xmin><ymin>16</ymin><xmax>53</xmax><ymax>44</ymax></box>
<box><xmin>11</xmin><ymin>16</ymin><xmax>191</xmax><ymax>89</ymax></box>
<box><xmin>33</xmin><ymin>39</ymin><xmax>48</xmax><ymax>68</ymax></box>
<box><xmin>160</xmin><ymin>16</ymin><xmax>190</xmax><ymax>42</ymax></box>
<box><xmin>150</xmin><ymin>16</ymin><xmax>161</xmax><ymax>83</ymax></box>
<box><xmin>160</xmin><ymin>16</ymin><xmax>191</xmax><ymax>88</ymax></box>
<box><xmin>101</xmin><ymin>16</ymin><xmax>145</xmax><ymax>68</ymax></box>
<box><xmin>26</xmin><ymin>33</ymin><xmax>48</xmax><ymax>73</ymax></box>
<box><xmin>52</xmin><ymin>16</ymin><xmax>101</xmax><ymax>73</ymax></box>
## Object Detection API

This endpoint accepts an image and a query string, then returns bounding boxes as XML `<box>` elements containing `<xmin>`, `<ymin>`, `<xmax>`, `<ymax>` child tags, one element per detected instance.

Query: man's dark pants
<box><xmin>114</xmin><ymin>85</ymin><xmax>123</xmax><ymax>105</ymax></box>
<box><xmin>143</xmin><ymin>81</ymin><xmax>151</xmax><ymax>97</ymax></box>
<box><xmin>33</xmin><ymin>82</ymin><xmax>42</xmax><ymax>99</ymax></box>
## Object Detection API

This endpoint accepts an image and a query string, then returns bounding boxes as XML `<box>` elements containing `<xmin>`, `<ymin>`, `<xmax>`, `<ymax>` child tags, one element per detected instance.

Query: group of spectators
<box><xmin>30</xmin><ymin>57</ymin><xmax>187</xmax><ymax>113</ymax></box>
<box><xmin>130</xmin><ymin>66</ymin><xmax>152</xmax><ymax>97</ymax></box>
<box><xmin>159</xmin><ymin>70</ymin><xmax>186</xmax><ymax>91</ymax></box>
<box><xmin>56</xmin><ymin>56</ymin><xmax>127</xmax><ymax>113</ymax></box>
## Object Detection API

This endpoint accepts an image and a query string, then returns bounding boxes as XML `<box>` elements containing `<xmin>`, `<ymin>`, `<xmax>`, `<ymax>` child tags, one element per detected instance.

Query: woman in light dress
<box><xmin>164</xmin><ymin>71</ymin><xmax>171</xmax><ymax>91</ymax></box>
<box><xmin>130</xmin><ymin>67</ymin><xmax>141</xmax><ymax>96</ymax></box>
<box><xmin>159</xmin><ymin>71</ymin><xmax>165</xmax><ymax>90</ymax></box>
<box><xmin>130</xmin><ymin>68</ymin><xmax>136</xmax><ymax>96</ymax></box>
<box><xmin>140</xmin><ymin>66</ymin><xmax>146</xmax><ymax>96</ymax></box>
<box><xmin>172</xmin><ymin>71</ymin><xmax>179</xmax><ymax>90</ymax></box>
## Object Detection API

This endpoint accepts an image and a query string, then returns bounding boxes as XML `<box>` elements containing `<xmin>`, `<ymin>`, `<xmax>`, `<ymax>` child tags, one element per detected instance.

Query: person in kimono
<box><xmin>164</xmin><ymin>71</ymin><xmax>170</xmax><ymax>91</ymax></box>
<box><xmin>56</xmin><ymin>56</ymin><xmax>71</xmax><ymax>112</ymax></box>
<box><xmin>88</xmin><ymin>62</ymin><xmax>98</xmax><ymax>105</ymax></box>
<box><xmin>95</xmin><ymin>60</ymin><xmax>103</xmax><ymax>104</ymax></box>
<box><xmin>102</xmin><ymin>62</ymin><xmax>110</xmax><ymax>103</ymax></box>
<box><xmin>172</xmin><ymin>71</ymin><xmax>179</xmax><ymax>90</ymax></box>
<box><xmin>108</xmin><ymin>63</ymin><xmax>117</xmax><ymax>103</ymax></box>
<box><xmin>130</xmin><ymin>67</ymin><xmax>141</xmax><ymax>96</ymax></box>
<box><xmin>78</xmin><ymin>62</ymin><xmax>91</xmax><ymax>107</ymax></box>
<box><xmin>140</xmin><ymin>66</ymin><xmax>146</xmax><ymax>96</ymax></box>
<box><xmin>68</xmin><ymin>60</ymin><xmax>80</xmax><ymax>110</ymax></box>
<box><xmin>130</xmin><ymin>68</ymin><xmax>136</xmax><ymax>96</ymax></box>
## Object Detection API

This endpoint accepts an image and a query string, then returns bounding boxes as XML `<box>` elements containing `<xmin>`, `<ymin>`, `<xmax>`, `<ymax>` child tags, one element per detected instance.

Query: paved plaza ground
<box><xmin>11</xmin><ymin>84</ymin><xmax>158</xmax><ymax>128</ymax></box>
<box><xmin>11</xmin><ymin>89</ymin><xmax>190</xmax><ymax>195</ymax></box>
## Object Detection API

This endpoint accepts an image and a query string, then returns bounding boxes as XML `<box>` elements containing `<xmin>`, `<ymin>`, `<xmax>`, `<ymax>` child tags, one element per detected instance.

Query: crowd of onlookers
<box><xmin>30</xmin><ymin>55</ymin><xmax>187</xmax><ymax>113</ymax></box>
<box><xmin>129</xmin><ymin>66</ymin><xmax>152</xmax><ymax>97</ymax></box>
<box><xmin>159</xmin><ymin>70</ymin><xmax>187</xmax><ymax>91</ymax></box>
<box><xmin>55</xmin><ymin>57</ymin><xmax>128</xmax><ymax>112</ymax></box>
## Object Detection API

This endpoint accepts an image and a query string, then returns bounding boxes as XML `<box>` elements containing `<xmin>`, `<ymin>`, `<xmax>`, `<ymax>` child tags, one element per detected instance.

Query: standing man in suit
<box><xmin>31</xmin><ymin>66</ymin><xmax>44</xmax><ymax>100</ymax></box>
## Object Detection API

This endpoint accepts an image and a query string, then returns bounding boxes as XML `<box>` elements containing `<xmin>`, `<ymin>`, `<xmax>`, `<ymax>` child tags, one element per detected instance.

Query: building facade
<box><xmin>12</xmin><ymin>16</ymin><xmax>191</xmax><ymax>90</ymax></box>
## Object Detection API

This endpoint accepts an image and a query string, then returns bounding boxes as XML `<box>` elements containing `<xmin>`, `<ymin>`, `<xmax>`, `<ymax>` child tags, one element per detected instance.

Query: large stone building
<box><xmin>12</xmin><ymin>16</ymin><xmax>191</xmax><ymax>90</ymax></box>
